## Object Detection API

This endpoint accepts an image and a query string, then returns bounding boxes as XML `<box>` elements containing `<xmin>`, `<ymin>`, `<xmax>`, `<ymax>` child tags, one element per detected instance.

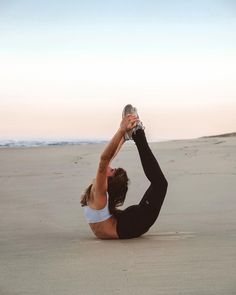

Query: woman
<box><xmin>81</xmin><ymin>104</ymin><xmax>168</xmax><ymax>239</ymax></box>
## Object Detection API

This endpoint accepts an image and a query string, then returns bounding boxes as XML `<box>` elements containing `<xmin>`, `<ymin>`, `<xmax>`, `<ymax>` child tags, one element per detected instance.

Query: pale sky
<box><xmin>0</xmin><ymin>0</ymin><xmax>236</xmax><ymax>141</ymax></box>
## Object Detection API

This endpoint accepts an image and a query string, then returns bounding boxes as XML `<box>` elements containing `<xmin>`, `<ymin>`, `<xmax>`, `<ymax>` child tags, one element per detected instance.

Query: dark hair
<box><xmin>107</xmin><ymin>168</ymin><xmax>129</xmax><ymax>214</ymax></box>
<box><xmin>80</xmin><ymin>167</ymin><xmax>129</xmax><ymax>214</ymax></box>
<box><xmin>80</xmin><ymin>183</ymin><xmax>92</xmax><ymax>207</ymax></box>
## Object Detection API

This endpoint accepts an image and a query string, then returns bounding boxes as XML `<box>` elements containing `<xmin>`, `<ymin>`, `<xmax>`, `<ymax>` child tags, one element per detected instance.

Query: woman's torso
<box><xmin>85</xmin><ymin>182</ymin><xmax>119</xmax><ymax>239</ymax></box>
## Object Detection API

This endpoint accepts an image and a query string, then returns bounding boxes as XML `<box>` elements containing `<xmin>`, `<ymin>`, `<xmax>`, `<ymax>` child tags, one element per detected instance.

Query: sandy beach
<box><xmin>0</xmin><ymin>135</ymin><xmax>235</xmax><ymax>295</ymax></box>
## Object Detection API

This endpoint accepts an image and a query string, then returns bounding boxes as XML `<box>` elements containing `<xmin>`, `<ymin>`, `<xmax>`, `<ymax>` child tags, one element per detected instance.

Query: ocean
<box><xmin>0</xmin><ymin>139</ymin><xmax>108</xmax><ymax>148</ymax></box>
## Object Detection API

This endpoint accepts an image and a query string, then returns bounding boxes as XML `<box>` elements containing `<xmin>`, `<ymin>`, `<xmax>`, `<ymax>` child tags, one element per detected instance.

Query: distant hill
<box><xmin>202</xmin><ymin>132</ymin><xmax>236</xmax><ymax>138</ymax></box>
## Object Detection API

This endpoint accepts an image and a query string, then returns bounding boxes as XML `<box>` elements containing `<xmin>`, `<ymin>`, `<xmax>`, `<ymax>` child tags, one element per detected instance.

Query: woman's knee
<box><xmin>163</xmin><ymin>177</ymin><xmax>168</xmax><ymax>190</ymax></box>
<box><xmin>152</xmin><ymin>176</ymin><xmax>168</xmax><ymax>191</ymax></box>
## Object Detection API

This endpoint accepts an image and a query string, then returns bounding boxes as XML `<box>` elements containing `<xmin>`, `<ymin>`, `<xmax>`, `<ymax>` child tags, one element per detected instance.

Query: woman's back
<box><xmin>88</xmin><ymin>217</ymin><xmax>118</xmax><ymax>239</ymax></box>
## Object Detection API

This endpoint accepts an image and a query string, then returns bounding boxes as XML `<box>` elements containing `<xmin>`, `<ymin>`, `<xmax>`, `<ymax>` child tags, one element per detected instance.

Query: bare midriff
<box><xmin>89</xmin><ymin>216</ymin><xmax>119</xmax><ymax>239</ymax></box>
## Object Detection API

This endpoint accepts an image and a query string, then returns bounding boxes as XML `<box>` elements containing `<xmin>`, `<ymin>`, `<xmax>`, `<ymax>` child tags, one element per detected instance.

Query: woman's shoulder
<box><xmin>88</xmin><ymin>184</ymin><xmax>108</xmax><ymax>210</ymax></box>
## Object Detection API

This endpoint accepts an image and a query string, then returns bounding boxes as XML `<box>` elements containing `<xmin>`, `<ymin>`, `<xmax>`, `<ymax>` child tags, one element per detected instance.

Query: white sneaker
<box><xmin>122</xmin><ymin>104</ymin><xmax>144</xmax><ymax>140</ymax></box>
<box><xmin>122</xmin><ymin>104</ymin><xmax>138</xmax><ymax>118</ymax></box>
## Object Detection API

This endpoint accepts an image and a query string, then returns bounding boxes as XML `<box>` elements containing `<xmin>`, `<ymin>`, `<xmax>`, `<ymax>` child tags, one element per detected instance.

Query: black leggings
<box><xmin>116</xmin><ymin>129</ymin><xmax>168</xmax><ymax>239</ymax></box>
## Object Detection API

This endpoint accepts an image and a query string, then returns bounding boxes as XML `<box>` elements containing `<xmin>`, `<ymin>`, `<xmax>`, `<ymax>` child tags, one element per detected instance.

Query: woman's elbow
<box><xmin>100</xmin><ymin>155</ymin><xmax>110</xmax><ymax>162</ymax></box>
<box><xmin>98</xmin><ymin>157</ymin><xmax>110</xmax><ymax>173</ymax></box>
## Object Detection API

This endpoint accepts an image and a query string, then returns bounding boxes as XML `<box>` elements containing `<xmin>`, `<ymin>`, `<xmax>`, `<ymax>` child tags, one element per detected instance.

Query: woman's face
<box><xmin>107</xmin><ymin>166</ymin><xmax>116</xmax><ymax>177</ymax></box>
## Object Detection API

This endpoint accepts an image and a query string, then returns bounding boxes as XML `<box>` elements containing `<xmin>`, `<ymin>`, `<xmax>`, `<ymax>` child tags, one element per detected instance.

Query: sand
<box><xmin>0</xmin><ymin>136</ymin><xmax>236</xmax><ymax>295</ymax></box>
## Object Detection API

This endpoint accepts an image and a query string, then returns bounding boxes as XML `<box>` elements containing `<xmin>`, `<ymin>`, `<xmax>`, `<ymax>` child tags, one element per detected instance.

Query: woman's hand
<box><xmin>120</xmin><ymin>114</ymin><xmax>139</xmax><ymax>132</ymax></box>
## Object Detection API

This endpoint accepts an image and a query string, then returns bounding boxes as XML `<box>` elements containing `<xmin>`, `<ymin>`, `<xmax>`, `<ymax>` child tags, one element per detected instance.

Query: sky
<box><xmin>0</xmin><ymin>0</ymin><xmax>236</xmax><ymax>141</ymax></box>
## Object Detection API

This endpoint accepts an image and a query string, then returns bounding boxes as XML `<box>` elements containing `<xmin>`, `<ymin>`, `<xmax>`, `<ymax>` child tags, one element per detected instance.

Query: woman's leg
<box><xmin>116</xmin><ymin>128</ymin><xmax>168</xmax><ymax>239</ymax></box>
<box><xmin>133</xmin><ymin>128</ymin><xmax>168</xmax><ymax>210</ymax></box>
<box><xmin>132</xmin><ymin>128</ymin><xmax>167</xmax><ymax>187</ymax></box>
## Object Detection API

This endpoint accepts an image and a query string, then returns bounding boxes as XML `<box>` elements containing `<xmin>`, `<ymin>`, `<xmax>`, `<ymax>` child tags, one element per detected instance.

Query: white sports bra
<box><xmin>84</xmin><ymin>195</ymin><xmax>112</xmax><ymax>223</ymax></box>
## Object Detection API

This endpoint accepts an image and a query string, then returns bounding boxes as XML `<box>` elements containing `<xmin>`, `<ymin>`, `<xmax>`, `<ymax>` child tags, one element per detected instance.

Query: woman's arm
<box><xmin>111</xmin><ymin>136</ymin><xmax>125</xmax><ymax>162</ymax></box>
<box><xmin>100</xmin><ymin>115</ymin><xmax>137</xmax><ymax>164</ymax></box>
<box><xmin>94</xmin><ymin>115</ymin><xmax>137</xmax><ymax>206</ymax></box>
